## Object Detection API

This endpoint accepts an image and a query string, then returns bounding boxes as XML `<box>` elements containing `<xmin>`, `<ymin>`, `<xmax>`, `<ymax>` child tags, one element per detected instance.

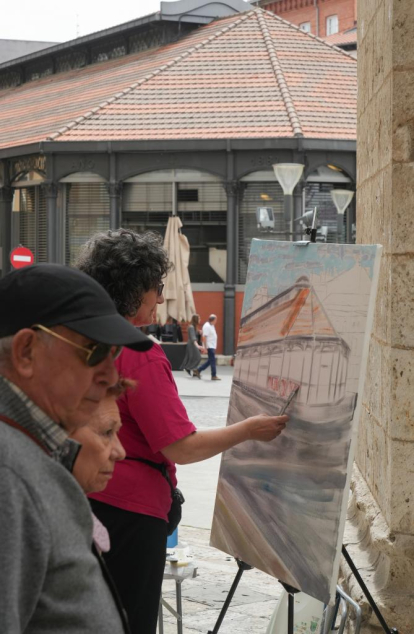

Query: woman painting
<box><xmin>180</xmin><ymin>313</ymin><xmax>205</xmax><ymax>376</ymax></box>
<box><xmin>76</xmin><ymin>229</ymin><xmax>288</xmax><ymax>634</ymax></box>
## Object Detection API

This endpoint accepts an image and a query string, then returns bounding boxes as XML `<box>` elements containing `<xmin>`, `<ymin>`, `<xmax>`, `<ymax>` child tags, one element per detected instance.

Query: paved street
<box><xmin>159</xmin><ymin>367</ymin><xmax>283</xmax><ymax>634</ymax></box>
<box><xmin>174</xmin><ymin>366</ymin><xmax>233</xmax><ymax>530</ymax></box>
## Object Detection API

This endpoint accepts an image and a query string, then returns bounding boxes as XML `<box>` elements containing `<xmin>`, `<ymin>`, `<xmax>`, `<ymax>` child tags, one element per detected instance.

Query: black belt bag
<box><xmin>126</xmin><ymin>457</ymin><xmax>184</xmax><ymax>536</ymax></box>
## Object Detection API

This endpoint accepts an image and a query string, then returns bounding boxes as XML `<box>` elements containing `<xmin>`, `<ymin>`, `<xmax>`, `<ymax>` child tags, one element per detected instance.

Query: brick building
<box><xmin>256</xmin><ymin>0</ymin><xmax>356</xmax><ymax>39</ymax></box>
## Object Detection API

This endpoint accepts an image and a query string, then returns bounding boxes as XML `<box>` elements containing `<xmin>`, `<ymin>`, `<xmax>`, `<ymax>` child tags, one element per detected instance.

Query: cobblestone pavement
<box><xmin>160</xmin><ymin>526</ymin><xmax>283</xmax><ymax>634</ymax></box>
<box><xmin>158</xmin><ymin>367</ymin><xmax>283</xmax><ymax>633</ymax></box>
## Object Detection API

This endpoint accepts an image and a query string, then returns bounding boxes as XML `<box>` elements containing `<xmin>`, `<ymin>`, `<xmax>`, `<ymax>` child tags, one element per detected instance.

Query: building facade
<box><xmin>0</xmin><ymin>1</ymin><xmax>357</xmax><ymax>355</ymax></box>
<box><xmin>256</xmin><ymin>0</ymin><xmax>356</xmax><ymax>39</ymax></box>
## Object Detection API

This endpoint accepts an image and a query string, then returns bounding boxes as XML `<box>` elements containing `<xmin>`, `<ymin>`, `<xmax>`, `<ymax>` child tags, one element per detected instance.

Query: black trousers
<box><xmin>90</xmin><ymin>499</ymin><xmax>168</xmax><ymax>634</ymax></box>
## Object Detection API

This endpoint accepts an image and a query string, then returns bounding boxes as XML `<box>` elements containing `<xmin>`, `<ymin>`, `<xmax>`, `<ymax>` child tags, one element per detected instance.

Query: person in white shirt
<box><xmin>193</xmin><ymin>314</ymin><xmax>221</xmax><ymax>381</ymax></box>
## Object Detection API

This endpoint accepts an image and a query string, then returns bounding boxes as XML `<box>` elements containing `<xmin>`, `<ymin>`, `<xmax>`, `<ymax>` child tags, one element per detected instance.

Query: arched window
<box><xmin>122</xmin><ymin>169</ymin><xmax>226</xmax><ymax>283</ymax></box>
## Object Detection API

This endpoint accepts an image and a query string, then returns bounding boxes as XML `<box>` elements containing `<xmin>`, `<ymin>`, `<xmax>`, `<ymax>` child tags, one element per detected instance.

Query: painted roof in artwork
<box><xmin>238</xmin><ymin>276</ymin><xmax>348</xmax><ymax>349</ymax></box>
<box><xmin>0</xmin><ymin>9</ymin><xmax>357</xmax><ymax>149</ymax></box>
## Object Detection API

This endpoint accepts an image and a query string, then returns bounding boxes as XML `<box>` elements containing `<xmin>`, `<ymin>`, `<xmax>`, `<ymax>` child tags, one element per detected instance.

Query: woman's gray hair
<box><xmin>75</xmin><ymin>229</ymin><xmax>172</xmax><ymax>318</ymax></box>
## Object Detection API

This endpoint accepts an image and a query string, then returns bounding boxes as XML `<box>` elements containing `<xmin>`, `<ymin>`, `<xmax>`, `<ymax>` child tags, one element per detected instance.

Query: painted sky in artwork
<box><xmin>243</xmin><ymin>241</ymin><xmax>378</xmax><ymax>317</ymax></box>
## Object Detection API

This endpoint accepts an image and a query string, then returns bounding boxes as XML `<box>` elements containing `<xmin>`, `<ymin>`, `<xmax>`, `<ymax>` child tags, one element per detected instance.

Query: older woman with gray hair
<box><xmin>76</xmin><ymin>229</ymin><xmax>288</xmax><ymax>634</ymax></box>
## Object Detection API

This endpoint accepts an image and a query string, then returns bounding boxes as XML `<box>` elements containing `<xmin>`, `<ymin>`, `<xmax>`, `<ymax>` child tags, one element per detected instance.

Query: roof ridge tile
<box><xmin>47</xmin><ymin>11</ymin><xmax>256</xmax><ymax>141</ymax></box>
<box><xmin>254</xmin><ymin>9</ymin><xmax>303</xmax><ymax>137</ymax></box>
<box><xmin>260</xmin><ymin>7</ymin><xmax>357</xmax><ymax>62</ymax></box>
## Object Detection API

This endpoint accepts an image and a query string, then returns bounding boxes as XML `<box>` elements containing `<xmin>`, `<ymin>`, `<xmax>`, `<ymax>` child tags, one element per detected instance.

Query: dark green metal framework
<box><xmin>0</xmin><ymin>137</ymin><xmax>356</xmax><ymax>354</ymax></box>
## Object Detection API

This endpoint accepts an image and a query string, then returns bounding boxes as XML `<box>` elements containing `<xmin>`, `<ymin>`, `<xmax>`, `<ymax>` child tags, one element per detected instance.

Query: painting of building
<box><xmin>236</xmin><ymin>275</ymin><xmax>351</xmax><ymax>410</ymax></box>
<box><xmin>210</xmin><ymin>240</ymin><xmax>382</xmax><ymax>604</ymax></box>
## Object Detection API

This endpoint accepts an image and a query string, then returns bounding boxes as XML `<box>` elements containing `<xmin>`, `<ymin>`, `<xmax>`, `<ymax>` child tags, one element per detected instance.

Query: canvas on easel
<box><xmin>210</xmin><ymin>240</ymin><xmax>382</xmax><ymax>605</ymax></box>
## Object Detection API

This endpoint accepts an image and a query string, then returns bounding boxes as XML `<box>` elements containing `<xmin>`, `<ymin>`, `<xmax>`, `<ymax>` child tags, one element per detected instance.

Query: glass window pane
<box><xmin>16</xmin><ymin>186</ymin><xmax>47</xmax><ymax>263</ymax></box>
<box><xmin>304</xmin><ymin>181</ymin><xmax>354</xmax><ymax>244</ymax></box>
<box><xmin>65</xmin><ymin>183</ymin><xmax>110</xmax><ymax>265</ymax></box>
<box><xmin>19</xmin><ymin>188</ymin><xmax>36</xmax><ymax>256</ymax></box>
<box><xmin>326</xmin><ymin>15</ymin><xmax>339</xmax><ymax>36</ymax></box>
<box><xmin>238</xmin><ymin>181</ymin><xmax>284</xmax><ymax>284</ymax></box>
<box><xmin>123</xmin><ymin>177</ymin><xmax>227</xmax><ymax>284</ymax></box>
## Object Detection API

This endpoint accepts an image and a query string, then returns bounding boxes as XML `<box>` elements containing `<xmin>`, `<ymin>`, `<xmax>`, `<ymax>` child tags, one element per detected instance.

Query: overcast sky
<box><xmin>0</xmin><ymin>0</ymin><xmax>165</xmax><ymax>43</ymax></box>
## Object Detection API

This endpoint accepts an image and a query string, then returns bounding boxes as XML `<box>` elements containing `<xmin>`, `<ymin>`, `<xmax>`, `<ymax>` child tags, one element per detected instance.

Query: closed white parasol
<box><xmin>157</xmin><ymin>216</ymin><xmax>196</xmax><ymax>324</ymax></box>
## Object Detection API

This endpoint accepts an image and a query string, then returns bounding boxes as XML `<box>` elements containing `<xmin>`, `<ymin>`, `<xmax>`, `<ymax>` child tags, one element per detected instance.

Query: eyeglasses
<box><xmin>157</xmin><ymin>283</ymin><xmax>165</xmax><ymax>297</ymax></box>
<box><xmin>32</xmin><ymin>324</ymin><xmax>123</xmax><ymax>367</ymax></box>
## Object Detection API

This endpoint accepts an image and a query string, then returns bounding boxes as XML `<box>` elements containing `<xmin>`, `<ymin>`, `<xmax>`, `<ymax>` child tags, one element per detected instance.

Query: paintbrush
<box><xmin>279</xmin><ymin>385</ymin><xmax>299</xmax><ymax>415</ymax></box>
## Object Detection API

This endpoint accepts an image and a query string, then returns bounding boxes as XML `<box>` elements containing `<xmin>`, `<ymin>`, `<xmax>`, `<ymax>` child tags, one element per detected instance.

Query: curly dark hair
<box><xmin>75</xmin><ymin>229</ymin><xmax>172</xmax><ymax>317</ymax></box>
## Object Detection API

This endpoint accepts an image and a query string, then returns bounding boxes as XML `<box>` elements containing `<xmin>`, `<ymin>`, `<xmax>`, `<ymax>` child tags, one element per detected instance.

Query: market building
<box><xmin>0</xmin><ymin>0</ymin><xmax>356</xmax><ymax>354</ymax></box>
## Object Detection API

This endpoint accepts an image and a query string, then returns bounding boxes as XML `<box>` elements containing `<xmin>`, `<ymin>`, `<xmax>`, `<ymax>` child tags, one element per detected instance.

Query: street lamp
<box><xmin>331</xmin><ymin>189</ymin><xmax>354</xmax><ymax>242</ymax></box>
<box><xmin>272</xmin><ymin>163</ymin><xmax>304</xmax><ymax>240</ymax></box>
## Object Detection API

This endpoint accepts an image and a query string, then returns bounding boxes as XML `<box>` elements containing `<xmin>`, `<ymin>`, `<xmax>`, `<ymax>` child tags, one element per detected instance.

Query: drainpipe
<box><xmin>314</xmin><ymin>0</ymin><xmax>319</xmax><ymax>37</ymax></box>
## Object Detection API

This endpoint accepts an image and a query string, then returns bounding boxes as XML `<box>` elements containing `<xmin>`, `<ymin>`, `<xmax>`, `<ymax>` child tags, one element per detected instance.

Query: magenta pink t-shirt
<box><xmin>89</xmin><ymin>344</ymin><xmax>196</xmax><ymax>521</ymax></box>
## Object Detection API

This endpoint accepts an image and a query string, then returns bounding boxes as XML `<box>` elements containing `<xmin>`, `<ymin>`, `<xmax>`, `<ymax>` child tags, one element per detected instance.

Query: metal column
<box><xmin>109</xmin><ymin>153</ymin><xmax>122</xmax><ymax>229</ymax></box>
<box><xmin>224</xmin><ymin>179</ymin><xmax>238</xmax><ymax>356</ymax></box>
<box><xmin>293</xmin><ymin>182</ymin><xmax>304</xmax><ymax>241</ymax></box>
<box><xmin>108</xmin><ymin>182</ymin><xmax>122</xmax><ymax>229</ymax></box>
<box><xmin>0</xmin><ymin>185</ymin><xmax>13</xmax><ymax>277</ymax></box>
<box><xmin>44</xmin><ymin>183</ymin><xmax>58</xmax><ymax>263</ymax></box>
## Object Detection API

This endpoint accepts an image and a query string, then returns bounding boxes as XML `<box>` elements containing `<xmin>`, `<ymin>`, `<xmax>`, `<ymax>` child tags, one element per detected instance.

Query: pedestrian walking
<box><xmin>180</xmin><ymin>314</ymin><xmax>205</xmax><ymax>376</ymax></box>
<box><xmin>193</xmin><ymin>314</ymin><xmax>220</xmax><ymax>380</ymax></box>
<box><xmin>0</xmin><ymin>264</ymin><xmax>151</xmax><ymax>634</ymax></box>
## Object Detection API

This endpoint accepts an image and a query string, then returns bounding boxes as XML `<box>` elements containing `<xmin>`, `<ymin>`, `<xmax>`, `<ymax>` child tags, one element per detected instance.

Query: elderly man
<box><xmin>0</xmin><ymin>263</ymin><xmax>152</xmax><ymax>633</ymax></box>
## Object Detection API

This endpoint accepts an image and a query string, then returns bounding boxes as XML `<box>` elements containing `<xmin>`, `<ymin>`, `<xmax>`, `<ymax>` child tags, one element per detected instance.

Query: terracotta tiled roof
<box><xmin>324</xmin><ymin>30</ymin><xmax>357</xmax><ymax>47</ymax></box>
<box><xmin>0</xmin><ymin>9</ymin><xmax>356</xmax><ymax>149</ymax></box>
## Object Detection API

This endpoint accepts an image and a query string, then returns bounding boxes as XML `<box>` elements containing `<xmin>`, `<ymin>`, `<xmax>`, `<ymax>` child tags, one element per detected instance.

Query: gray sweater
<box><xmin>0</xmin><ymin>407</ymin><xmax>125</xmax><ymax>632</ymax></box>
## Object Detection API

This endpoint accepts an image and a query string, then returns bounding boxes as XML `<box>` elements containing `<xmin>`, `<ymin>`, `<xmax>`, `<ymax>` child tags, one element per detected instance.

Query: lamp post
<box><xmin>272</xmin><ymin>163</ymin><xmax>304</xmax><ymax>240</ymax></box>
<box><xmin>331</xmin><ymin>189</ymin><xmax>354</xmax><ymax>243</ymax></box>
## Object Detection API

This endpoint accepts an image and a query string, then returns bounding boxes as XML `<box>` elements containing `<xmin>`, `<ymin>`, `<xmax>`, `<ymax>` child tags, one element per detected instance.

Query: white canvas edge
<box><xmin>328</xmin><ymin>244</ymin><xmax>383</xmax><ymax>604</ymax></box>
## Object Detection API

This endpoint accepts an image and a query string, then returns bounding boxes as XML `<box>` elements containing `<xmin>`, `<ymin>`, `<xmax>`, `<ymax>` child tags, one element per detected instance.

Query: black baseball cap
<box><xmin>0</xmin><ymin>264</ymin><xmax>152</xmax><ymax>352</ymax></box>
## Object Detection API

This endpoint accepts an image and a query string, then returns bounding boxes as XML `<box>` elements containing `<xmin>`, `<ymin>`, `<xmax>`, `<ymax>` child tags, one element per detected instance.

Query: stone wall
<box><xmin>340</xmin><ymin>1</ymin><xmax>414</xmax><ymax>632</ymax></box>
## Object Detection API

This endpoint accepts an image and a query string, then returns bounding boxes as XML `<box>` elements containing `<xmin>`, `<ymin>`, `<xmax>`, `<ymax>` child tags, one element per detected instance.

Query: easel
<box><xmin>207</xmin><ymin>559</ymin><xmax>252</xmax><ymax>634</ymax></box>
<box><xmin>206</xmin><ymin>560</ymin><xmax>304</xmax><ymax>634</ymax></box>
<box><xmin>208</xmin><ymin>212</ymin><xmax>398</xmax><ymax>633</ymax></box>
<box><xmin>206</xmin><ymin>548</ymin><xmax>398</xmax><ymax>632</ymax></box>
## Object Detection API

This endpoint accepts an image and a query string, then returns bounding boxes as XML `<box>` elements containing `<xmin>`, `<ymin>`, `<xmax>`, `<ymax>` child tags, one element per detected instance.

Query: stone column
<box><xmin>340</xmin><ymin>1</ymin><xmax>414</xmax><ymax>632</ymax></box>
<box><xmin>0</xmin><ymin>185</ymin><xmax>13</xmax><ymax>277</ymax></box>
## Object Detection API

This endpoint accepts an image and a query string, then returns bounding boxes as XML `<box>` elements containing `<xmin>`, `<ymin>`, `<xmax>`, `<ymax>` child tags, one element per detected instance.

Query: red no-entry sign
<box><xmin>10</xmin><ymin>246</ymin><xmax>34</xmax><ymax>269</ymax></box>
